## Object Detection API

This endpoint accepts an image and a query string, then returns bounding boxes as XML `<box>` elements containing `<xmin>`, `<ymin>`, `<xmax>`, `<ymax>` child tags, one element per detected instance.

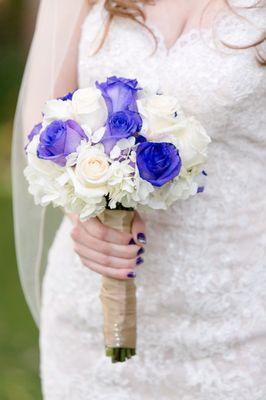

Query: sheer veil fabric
<box><xmin>11</xmin><ymin>0</ymin><xmax>90</xmax><ymax>324</ymax></box>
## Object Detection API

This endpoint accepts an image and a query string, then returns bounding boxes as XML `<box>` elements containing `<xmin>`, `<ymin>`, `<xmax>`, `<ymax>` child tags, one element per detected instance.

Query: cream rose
<box><xmin>72</xmin><ymin>88</ymin><xmax>107</xmax><ymax>132</ymax></box>
<box><xmin>137</xmin><ymin>94</ymin><xmax>184</xmax><ymax>140</ymax></box>
<box><xmin>69</xmin><ymin>144</ymin><xmax>110</xmax><ymax>199</ymax></box>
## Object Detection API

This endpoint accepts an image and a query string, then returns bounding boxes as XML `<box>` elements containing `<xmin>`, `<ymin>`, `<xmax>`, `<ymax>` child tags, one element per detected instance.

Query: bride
<box><xmin>12</xmin><ymin>0</ymin><xmax>266</xmax><ymax>398</ymax></box>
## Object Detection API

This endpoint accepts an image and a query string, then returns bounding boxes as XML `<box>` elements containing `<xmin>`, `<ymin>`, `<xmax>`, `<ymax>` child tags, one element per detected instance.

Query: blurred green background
<box><xmin>0</xmin><ymin>0</ymin><xmax>42</xmax><ymax>398</ymax></box>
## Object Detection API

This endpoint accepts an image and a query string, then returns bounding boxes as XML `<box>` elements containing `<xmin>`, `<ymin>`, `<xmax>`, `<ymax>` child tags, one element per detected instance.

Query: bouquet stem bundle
<box><xmin>98</xmin><ymin>209</ymin><xmax>137</xmax><ymax>363</ymax></box>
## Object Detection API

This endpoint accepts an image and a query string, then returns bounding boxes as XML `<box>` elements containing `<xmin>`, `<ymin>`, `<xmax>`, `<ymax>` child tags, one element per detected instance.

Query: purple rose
<box><xmin>96</xmin><ymin>76</ymin><xmax>140</xmax><ymax>114</ymax></box>
<box><xmin>96</xmin><ymin>76</ymin><xmax>143</xmax><ymax>153</ymax></box>
<box><xmin>102</xmin><ymin>110</ymin><xmax>142</xmax><ymax>153</ymax></box>
<box><xmin>135</xmin><ymin>134</ymin><xmax>147</xmax><ymax>145</ymax></box>
<box><xmin>136</xmin><ymin>142</ymin><xmax>182</xmax><ymax>187</ymax></box>
<box><xmin>25</xmin><ymin>122</ymin><xmax>42</xmax><ymax>152</ymax></box>
<box><xmin>197</xmin><ymin>186</ymin><xmax>205</xmax><ymax>193</ymax></box>
<box><xmin>28</xmin><ymin>122</ymin><xmax>42</xmax><ymax>142</ymax></box>
<box><xmin>37</xmin><ymin>120</ymin><xmax>87</xmax><ymax>167</ymax></box>
<box><xmin>108</xmin><ymin>111</ymin><xmax>142</xmax><ymax>136</ymax></box>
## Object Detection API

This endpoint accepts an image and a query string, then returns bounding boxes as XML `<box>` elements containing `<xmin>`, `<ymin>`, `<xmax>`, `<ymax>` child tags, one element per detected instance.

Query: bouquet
<box><xmin>24</xmin><ymin>76</ymin><xmax>211</xmax><ymax>363</ymax></box>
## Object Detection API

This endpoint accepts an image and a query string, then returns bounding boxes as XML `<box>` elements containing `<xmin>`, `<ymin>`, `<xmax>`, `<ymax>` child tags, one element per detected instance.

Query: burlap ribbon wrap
<box><xmin>98</xmin><ymin>209</ymin><xmax>137</xmax><ymax>350</ymax></box>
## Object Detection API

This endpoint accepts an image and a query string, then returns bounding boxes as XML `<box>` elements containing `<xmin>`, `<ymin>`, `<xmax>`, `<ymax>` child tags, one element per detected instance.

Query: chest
<box><xmin>143</xmin><ymin>0</ymin><xmax>221</xmax><ymax>50</ymax></box>
<box><xmin>78</xmin><ymin>5</ymin><xmax>265</xmax><ymax>140</ymax></box>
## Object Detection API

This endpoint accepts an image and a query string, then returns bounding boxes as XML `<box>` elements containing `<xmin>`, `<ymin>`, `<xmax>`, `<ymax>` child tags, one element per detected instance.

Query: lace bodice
<box><xmin>79</xmin><ymin>0</ymin><xmax>266</xmax><ymax>226</ymax></box>
<box><xmin>40</xmin><ymin>2</ymin><xmax>266</xmax><ymax>399</ymax></box>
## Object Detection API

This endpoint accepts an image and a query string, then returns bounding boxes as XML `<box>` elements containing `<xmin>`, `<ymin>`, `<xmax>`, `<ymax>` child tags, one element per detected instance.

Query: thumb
<box><xmin>131</xmin><ymin>211</ymin><xmax>147</xmax><ymax>246</ymax></box>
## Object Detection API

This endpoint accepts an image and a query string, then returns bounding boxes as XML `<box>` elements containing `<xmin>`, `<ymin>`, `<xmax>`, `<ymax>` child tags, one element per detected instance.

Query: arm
<box><xmin>12</xmin><ymin>0</ymin><xmax>92</xmax><ymax>323</ymax></box>
<box><xmin>22</xmin><ymin>0</ymin><xmax>92</xmax><ymax>139</ymax></box>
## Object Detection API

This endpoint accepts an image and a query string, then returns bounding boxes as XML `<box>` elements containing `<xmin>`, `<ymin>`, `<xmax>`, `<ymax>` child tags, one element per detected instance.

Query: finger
<box><xmin>83</xmin><ymin>237</ymin><xmax>142</xmax><ymax>259</ymax></box>
<box><xmin>71</xmin><ymin>222</ymin><xmax>92</xmax><ymax>246</ymax></box>
<box><xmin>74</xmin><ymin>243</ymin><xmax>139</xmax><ymax>270</ymax></box>
<box><xmin>82</xmin><ymin>217</ymin><xmax>133</xmax><ymax>245</ymax></box>
<box><xmin>80</xmin><ymin>257</ymin><xmax>137</xmax><ymax>280</ymax></box>
<box><xmin>71</xmin><ymin>224</ymin><xmax>142</xmax><ymax>259</ymax></box>
<box><xmin>131</xmin><ymin>211</ymin><xmax>147</xmax><ymax>246</ymax></box>
<box><xmin>67</xmin><ymin>212</ymin><xmax>79</xmax><ymax>224</ymax></box>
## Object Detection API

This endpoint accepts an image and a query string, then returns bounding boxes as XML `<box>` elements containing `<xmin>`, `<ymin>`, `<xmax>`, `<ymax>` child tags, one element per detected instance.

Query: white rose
<box><xmin>137</xmin><ymin>94</ymin><xmax>184</xmax><ymax>140</ymax></box>
<box><xmin>172</xmin><ymin>117</ymin><xmax>211</xmax><ymax>169</ymax></box>
<box><xmin>42</xmin><ymin>99</ymin><xmax>74</xmax><ymax>127</ymax></box>
<box><xmin>69</xmin><ymin>144</ymin><xmax>110</xmax><ymax>199</ymax></box>
<box><xmin>72</xmin><ymin>88</ymin><xmax>107</xmax><ymax>133</ymax></box>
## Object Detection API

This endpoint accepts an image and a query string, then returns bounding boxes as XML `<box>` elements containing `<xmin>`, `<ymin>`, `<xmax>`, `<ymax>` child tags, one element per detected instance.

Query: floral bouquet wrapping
<box><xmin>24</xmin><ymin>76</ymin><xmax>211</xmax><ymax>363</ymax></box>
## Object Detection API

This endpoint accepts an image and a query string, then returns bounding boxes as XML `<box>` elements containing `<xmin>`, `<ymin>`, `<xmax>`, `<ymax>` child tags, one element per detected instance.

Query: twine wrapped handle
<box><xmin>98</xmin><ymin>209</ymin><xmax>137</xmax><ymax>363</ymax></box>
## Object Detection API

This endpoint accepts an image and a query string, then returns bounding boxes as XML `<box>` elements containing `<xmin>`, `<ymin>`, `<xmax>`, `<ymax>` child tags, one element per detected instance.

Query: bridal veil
<box><xmin>11</xmin><ymin>0</ymin><xmax>90</xmax><ymax>324</ymax></box>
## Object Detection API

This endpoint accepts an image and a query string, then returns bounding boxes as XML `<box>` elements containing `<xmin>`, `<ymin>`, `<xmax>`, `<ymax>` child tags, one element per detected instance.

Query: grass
<box><xmin>0</xmin><ymin>193</ymin><xmax>42</xmax><ymax>399</ymax></box>
<box><xmin>0</xmin><ymin>32</ymin><xmax>42</xmax><ymax>400</ymax></box>
<box><xmin>0</xmin><ymin>2</ymin><xmax>42</xmax><ymax>398</ymax></box>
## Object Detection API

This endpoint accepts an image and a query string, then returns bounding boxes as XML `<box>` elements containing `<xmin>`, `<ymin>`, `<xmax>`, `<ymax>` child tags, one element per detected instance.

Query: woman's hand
<box><xmin>69</xmin><ymin>211</ymin><xmax>146</xmax><ymax>280</ymax></box>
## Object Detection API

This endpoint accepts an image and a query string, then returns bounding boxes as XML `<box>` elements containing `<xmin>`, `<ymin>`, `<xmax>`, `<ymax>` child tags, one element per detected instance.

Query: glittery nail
<box><xmin>137</xmin><ymin>247</ymin><xmax>145</xmax><ymax>256</ymax></box>
<box><xmin>137</xmin><ymin>233</ymin><xmax>146</xmax><ymax>244</ymax></box>
<box><xmin>136</xmin><ymin>257</ymin><xmax>144</xmax><ymax>265</ymax></box>
<box><xmin>127</xmin><ymin>272</ymin><xmax>136</xmax><ymax>278</ymax></box>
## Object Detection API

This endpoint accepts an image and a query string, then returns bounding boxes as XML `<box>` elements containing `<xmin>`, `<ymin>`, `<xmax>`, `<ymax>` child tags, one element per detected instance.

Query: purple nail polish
<box><xmin>137</xmin><ymin>247</ymin><xmax>145</xmax><ymax>256</ymax></box>
<box><xmin>128</xmin><ymin>238</ymin><xmax>135</xmax><ymax>245</ymax></box>
<box><xmin>137</xmin><ymin>233</ymin><xmax>146</xmax><ymax>244</ymax></box>
<box><xmin>127</xmin><ymin>272</ymin><xmax>136</xmax><ymax>278</ymax></box>
<box><xmin>136</xmin><ymin>257</ymin><xmax>144</xmax><ymax>265</ymax></box>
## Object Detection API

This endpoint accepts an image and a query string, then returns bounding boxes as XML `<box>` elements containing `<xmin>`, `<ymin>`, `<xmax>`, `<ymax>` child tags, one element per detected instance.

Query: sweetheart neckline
<box><xmin>144</xmin><ymin>21</ymin><xmax>214</xmax><ymax>56</ymax></box>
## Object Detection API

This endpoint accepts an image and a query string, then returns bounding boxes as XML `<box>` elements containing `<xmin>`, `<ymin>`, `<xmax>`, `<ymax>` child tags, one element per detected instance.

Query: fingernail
<box><xmin>137</xmin><ymin>233</ymin><xmax>146</xmax><ymax>244</ymax></box>
<box><xmin>128</xmin><ymin>238</ymin><xmax>136</xmax><ymax>245</ymax></box>
<box><xmin>137</xmin><ymin>247</ymin><xmax>145</xmax><ymax>256</ymax></box>
<box><xmin>127</xmin><ymin>272</ymin><xmax>136</xmax><ymax>278</ymax></box>
<box><xmin>136</xmin><ymin>257</ymin><xmax>144</xmax><ymax>265</ymax></box>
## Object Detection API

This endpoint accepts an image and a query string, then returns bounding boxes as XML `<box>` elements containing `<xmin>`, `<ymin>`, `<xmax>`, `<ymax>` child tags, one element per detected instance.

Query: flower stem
<box><xmin>105</xmin><ymin>347</ymin><xmax>136</xmax><ymax>363</ymax></box>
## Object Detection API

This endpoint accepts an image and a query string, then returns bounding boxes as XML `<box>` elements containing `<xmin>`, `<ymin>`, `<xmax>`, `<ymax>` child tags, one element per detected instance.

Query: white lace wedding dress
<box><xmin>40</xmin><ymin>2</ymin><xmax>266</xmax><ymax>399</ymax></box>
